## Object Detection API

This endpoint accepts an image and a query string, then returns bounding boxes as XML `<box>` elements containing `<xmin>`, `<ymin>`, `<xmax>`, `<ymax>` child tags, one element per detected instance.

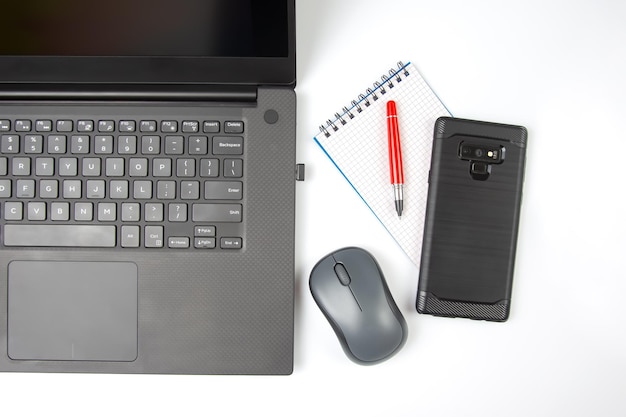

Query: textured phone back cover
<box><xmin>417</xmin><ymin>117</ymin><xmax>526</xmax><ymax>321</ymax></box>
<box><xmin>0</xmin><ymin>87</ymin><xmax>296</xmax><ymax>374</ymax></box>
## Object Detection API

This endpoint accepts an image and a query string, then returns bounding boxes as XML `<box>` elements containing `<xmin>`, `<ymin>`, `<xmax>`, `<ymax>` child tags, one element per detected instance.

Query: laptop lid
<box><xmin>0</xmin><ymin>0</ymin><xmax>295</xmax><ymax>89</ymax></box>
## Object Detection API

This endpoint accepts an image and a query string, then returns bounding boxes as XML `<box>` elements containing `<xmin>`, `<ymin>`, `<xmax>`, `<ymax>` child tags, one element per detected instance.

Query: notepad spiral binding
<box><xmin>319</xmin><ymin>61</ymin><xmax>411</xmax><ymax>138</ymax></box>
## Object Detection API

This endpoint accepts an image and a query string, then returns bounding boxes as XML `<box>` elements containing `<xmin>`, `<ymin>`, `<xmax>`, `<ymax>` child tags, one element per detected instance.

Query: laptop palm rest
<box><xmin>8</xmin><ymin>261</ymin><xmax>138</xmax><ymax>362</ymax></box>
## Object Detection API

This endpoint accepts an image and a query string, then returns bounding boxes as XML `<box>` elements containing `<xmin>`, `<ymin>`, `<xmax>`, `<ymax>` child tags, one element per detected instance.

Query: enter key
<box><xmin>204</xmin><ymin>181</ymin><xmax>243</xmax><ymax>200</ymax></box>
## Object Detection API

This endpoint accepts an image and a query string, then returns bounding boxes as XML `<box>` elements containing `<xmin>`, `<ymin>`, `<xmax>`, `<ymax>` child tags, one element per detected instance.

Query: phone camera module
<box><xmin>459</xmin><ymin>142</ymin><xmax>505</xmax><ymax>164</ymax></box>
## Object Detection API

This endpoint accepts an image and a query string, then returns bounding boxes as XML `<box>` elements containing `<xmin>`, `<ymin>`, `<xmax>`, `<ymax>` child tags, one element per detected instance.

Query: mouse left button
<box><xmin>333</xmin><ymin>263</ymin><xmax>351</xmax><ymax>286</ymax></box>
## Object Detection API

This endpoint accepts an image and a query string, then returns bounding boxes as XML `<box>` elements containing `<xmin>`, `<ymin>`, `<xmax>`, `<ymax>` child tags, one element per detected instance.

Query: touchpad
<box><xmin>8</xmin><ymin>261</ymin><xmax>138</xmax><ymax>362</ymax></box>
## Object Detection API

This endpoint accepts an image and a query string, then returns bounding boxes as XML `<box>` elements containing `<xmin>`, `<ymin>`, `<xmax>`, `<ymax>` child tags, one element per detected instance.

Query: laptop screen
<box><xmin>1</xmin><ymin>0</ymin><xmax>288</xmax><ymax>58</ymax></box>
<box><xmin>0</xmin><ymin>0</ymin><xmax>294</xmax><ymax>86</ymax></box>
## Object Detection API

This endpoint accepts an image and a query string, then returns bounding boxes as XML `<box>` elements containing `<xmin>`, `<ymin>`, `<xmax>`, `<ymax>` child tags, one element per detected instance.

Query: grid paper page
<box><xmin>314</xmin><ymin>62</ymin><xmax>450</xmax><ymax>266</ymax></box>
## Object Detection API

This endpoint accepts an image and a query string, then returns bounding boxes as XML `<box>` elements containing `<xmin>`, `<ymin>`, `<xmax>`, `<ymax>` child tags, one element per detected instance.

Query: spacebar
<box><xmin>4</xmin><ymin>225</ymin><xmax>116</xmax><ymax>247</ymax></box>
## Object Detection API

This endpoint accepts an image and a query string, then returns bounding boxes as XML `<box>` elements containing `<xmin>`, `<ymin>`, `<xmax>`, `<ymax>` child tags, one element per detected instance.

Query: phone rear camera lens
<box><xmin>474</xmin><ymin>149</ymin><xmax>484</xmax><ymax>158</ymax></box>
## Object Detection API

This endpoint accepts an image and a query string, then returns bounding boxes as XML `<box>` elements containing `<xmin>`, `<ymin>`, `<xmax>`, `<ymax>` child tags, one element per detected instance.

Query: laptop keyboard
<box><xmin>0</xmin><ymin>116</ymin><xmax>245</xmax><ymax>250</ymax></box>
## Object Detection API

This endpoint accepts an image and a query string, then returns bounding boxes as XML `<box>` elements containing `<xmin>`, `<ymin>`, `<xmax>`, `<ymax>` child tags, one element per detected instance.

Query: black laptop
<box><xmin>0</xmin><ymin>0</ymin><xmax>296</xmax><ymax>375</ymax></box>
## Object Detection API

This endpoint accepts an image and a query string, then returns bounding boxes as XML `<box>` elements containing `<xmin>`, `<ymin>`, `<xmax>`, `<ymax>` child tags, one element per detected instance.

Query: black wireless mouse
<box><xmin>309</xmin><ymin>247</ymin><xmax>408</xmax><ymax>365</ymax></box>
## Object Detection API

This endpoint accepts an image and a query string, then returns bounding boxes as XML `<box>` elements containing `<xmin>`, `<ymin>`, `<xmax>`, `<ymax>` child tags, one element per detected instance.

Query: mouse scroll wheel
<box><xmin>334</xmin><ymin>263</ymin><xmax>351</xmax><ymax>286</ymax></box>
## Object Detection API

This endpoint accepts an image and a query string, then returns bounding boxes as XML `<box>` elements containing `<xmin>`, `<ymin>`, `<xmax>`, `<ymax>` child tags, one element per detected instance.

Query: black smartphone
<box><xmin>416</xmin><ymin>117</ymin><xmax>527</xmax><ymax>321</ymax></box>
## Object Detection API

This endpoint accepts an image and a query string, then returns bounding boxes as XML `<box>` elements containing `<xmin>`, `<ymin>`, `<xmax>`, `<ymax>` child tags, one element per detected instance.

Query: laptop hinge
<box><xmin>0</xmin><ymin>84</ymin><xmax>258</xmax><ymax>102</ymax></box>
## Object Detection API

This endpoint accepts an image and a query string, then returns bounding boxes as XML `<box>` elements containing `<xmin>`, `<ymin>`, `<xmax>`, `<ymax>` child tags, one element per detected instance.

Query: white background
<box><xmin>3</xmin><ymin>1</ymin><xmax>626</xmax><ymax>416</ymax></box>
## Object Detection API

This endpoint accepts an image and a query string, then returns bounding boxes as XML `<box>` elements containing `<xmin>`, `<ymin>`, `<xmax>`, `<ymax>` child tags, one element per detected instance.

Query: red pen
<box><xmin>386</xmin><ymin>100</ymin><xmax>404</xmax><ymax>218</ymax></box>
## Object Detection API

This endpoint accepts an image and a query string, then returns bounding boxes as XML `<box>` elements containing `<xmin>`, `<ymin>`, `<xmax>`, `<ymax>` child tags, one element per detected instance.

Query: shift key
<box><xmin>192</xmin><ymin>204</ymin><xmax>242</xmax><ymax>222</ymax></box>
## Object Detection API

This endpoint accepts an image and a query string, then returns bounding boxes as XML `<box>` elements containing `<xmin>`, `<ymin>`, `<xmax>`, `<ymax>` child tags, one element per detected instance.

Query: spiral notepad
<box><xmin>313</xmin><ymin>61</ymin><xmax>450</xmax><ymax>266</ymax></box>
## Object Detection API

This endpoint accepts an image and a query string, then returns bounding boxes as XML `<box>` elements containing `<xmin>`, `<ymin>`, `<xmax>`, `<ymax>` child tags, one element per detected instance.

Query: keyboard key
<box><xmin>118</xmin><ymin>135</ymin><xmax>137</xmax><ymax>154</ymax></box>
<box><xmin>224</xmin><ymin>121</ymin><xmax>244</xmax><ymax>134</ymax></box>
<box><xmin>86</xmin><ymin>179</ymin><xmax>106</xmax><ymax>198</ymax></box>
<box><xmin>192</xmin><ymin>204</ymin><xmax>242</xmax><ymax>222</ymax></box>
<box><xmin>194</xmin><ymin>226</ymin><xmax>216</xmax><ymax>237</ymax></box>
<box><xmin>98</xmin><ymin>120</ymin><xmax>115</xmax><ymax>132</ymax></box>
<box><xmin>220</xmin><ymin>237</ymin><xmax>242</xmax><ymax>249</ymax></box>
<box><xmin>15</xmin><ymin>120</ymin><xmax>32</xmax><ymax>132</ymax></box>
<box><xmin>203</xmin><ymin>121</ymin><xmax>220</xmax><ymax>133</ymax></box>
<box><xmin>35</xmin><ymin>157</ymin><xmax>54</xmax><ymax>176</ymax></box>
<box><xmin>0</xmin><ymin>179</ymin><xmax>10</xmax><ymax>197</ymax></box>
<box><xmin>213</xmin><ymin>136</ymin><xmax>243</xmax><ymax>155</ymax></box>
<box><xmin>177</xmin><ymin>158</ymin><xmax>195</xmax><ymax>177</ymax></box>
<box><xmin>12</xmin><ymin>158</ymin><xmax>31</xmax><ymax>176</ymax></box>
<box><xmin>28</xmin><ymin>202</ymin><xmax>46</xmax><ymax>221</ymax></box>
<box><xmin>182</xmin><ymin>121</ymin><xmax>199</xmax><ymax>133</ymax></box>
<box><xmin>189</xmin><ymin>136</ymin><xmax>208</xmax><ymax>155</ymax></box>
<box><xmin>77</xmin><ymin>120</ymin><xmax>94</xmax><ymax>132</ymax></box>
<box><xmin>168</xmin><ymin>237</ymin><xmax>190</xmax><ymax>249</ymax></box>
<box><xmin>58</xmin><ymin>158</ymin><xmax>78</xmax><ymax>176</ymax></box>
<box><xmin>0</xmin><ymin>120</ymin><xmax>10</xmax><ymax>131</ymax></box>
<box><xmin>0</xmin><ymin>159</ymin><xmax>7</xmax><ymax>175</ymax></box>
<box><xmin>24</xmin><ymin>135</ymin><xmax>44</xmax><ymax>153</ymax></box>
<box><xmin>129</xmin><ymin>158</ymin><xmax>148</xmax><ymax>177</ymax></box>
<box><xmin>50</xmin><ymin>202</ymin><xmax>70</xmax><ymax>221</ymax></box>
<box><xmin>200</xmin><ymin>159</ymin><xmax>219</xmax><ymax>177</ymax></box>
<box><xmin>48</xmin><ymin>135</ymin><xmax>67</xmax><ymax>154</ymax></box>
<box><xmin>35</xmin><ymin>120</ymin><xmax>52</xmax><ymax>132</ymax></box>
<box><xmin>119</xmin><ymin>120</ymin><xmax>136</xmax><ymax>132</ymax></box>
<box><xmin>168</xmin><ymin>203</ymin><xmax>188</xmax><ymax>222</ymax></box>
<box><xmin>157</xmin><ymin>181</ymin><xmax>176</xmax><ymax>199</ymax></box>
<box><xmin>180</xmin><ymin>181</ymin><xmax>200</xmax><ymax>200</ymax></box>
<box><xmin>98</xmin><ymin>202</ymin><xmax>117</xmax><ymax>221</ymax></box>
<box><xmin>161</xmin><ymin>120</ymin><xmax>178</xmax><ymax>133</ymax></box>
<box><xmin>204</xmin><ymin>181</ymin><xmax>242</xmax><ymax>200</ymax></box>
<box><xmin>140</xmin><ymin>120</ymin><xmax>157</xmax><ymax>132</ymax></box>
<box><xmin>4</xmin><ymin>202</ymin><xmax>23</xmax><ymax>220</ymax></box>
<box><xmin>71</xmin><ymin>135</ymin><xmax>90</xmax><ymax>154</ymax></box>
<box><xmin>194</xmin><ymin>237</ymin><xmax>216</xmax><ymax>249</ymax></box>
<box><xmin>75</xmin><ymin>202</ymin><xmax>93</xmax><ymax>220</ymax></box>
<box><xmin>82</xmin><ymin>158</ymin><xmax>101</xmax><ymax>176</ymax></box>
<box><xmin>63</xmin><ymin>180</ymin><xmax>82</xmax><ymax>198</ymax></box>
<box><xmin>141</xmin><ymin>135</ymin><xmax>161</xmax><ymax>154</ymax></box>
<box><xmin>153</xmin><ymin>158</ymin><xmax>172</xmax><ymax>177</ymax></box>
<box><xmin>223</xmin><ymin>159</ymin><xmax>243</xmax><ymax>178</ymax></box>
<box><xmin>105</xmin><ymin>158</ymin><xmax>125</xmax><ymax>177</ymax></box>
<box><xmin>165</xmin><ymin>136</ymin><xmax>184</xmax><ymax>154</ymax></box>
<box><xmin>1</xmin><ymin>134</ymin><xmax>19</xmax><ymax>153</ymax></box>
<box><xmin>133</xmin><ymin>180</ymin><xmax>152</xmax><ymax>199</ymax></box>
<box><xmin>40</xmin><ymin>179</ymin><xmax>59</xmax><ymax>198</ymax></box>
<box><xmin>94</xmin><ymin>135</ymin><xmax>114</xmax><ymax>154</ymax></box>
<box><xmin>56</xmin><ymin>120</ymin><xmax>73</xmax><ymax>132</ymax></box>
<box><xmin>110</xmin><ymin>180</ymin><xmax>129</xmax><ymax>199</ymax></box>
<box><xmin>121</xmin><ymin>203</ymin><xmax>140</xmax><ymax>221</ymax></box>
<box><xmin>145</xmin><ymin>203</ymin><xmax>164</xmax><ymax>222</ymax></box>
<box><xmin>121</xmin><ymin>225</ymin><xmax>140</xmax><ymax>247</ymax></box>
<box><xmin>16</xmin><ymin>179</ymin><xmax>35</xmax><ymax>197</ymax></box>
<box><xmin>3</xmin><ymin>224</ymin><xmax>115</xmax><ymax>247</ymax></box>
<box><xmin>145</xmin><ymin>226</ymin><xmax>164</xmax><ymax>248</ymax></box>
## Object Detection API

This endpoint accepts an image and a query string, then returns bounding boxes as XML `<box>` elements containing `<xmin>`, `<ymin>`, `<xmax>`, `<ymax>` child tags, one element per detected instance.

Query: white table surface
<box><xmin>3</xmin><ymin>1</ymin><xmax>626</xmax><ymax>416</ymax></box>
